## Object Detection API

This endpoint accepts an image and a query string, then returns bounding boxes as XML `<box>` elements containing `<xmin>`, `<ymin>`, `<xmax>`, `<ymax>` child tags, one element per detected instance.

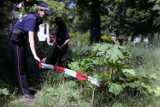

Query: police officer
<box><xmin>50</xmin><ymin>17</ymin><xmax>70</xmax><ymax>65</ymax></box>
<box><xmin>9</xmin><ymin>2</ymin><xmax>52</xmax><ymax>99</ymax></box>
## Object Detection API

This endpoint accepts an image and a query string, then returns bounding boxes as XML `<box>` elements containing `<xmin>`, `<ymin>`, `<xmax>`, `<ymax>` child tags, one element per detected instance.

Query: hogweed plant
<box><xmin>68</xmin><ymin>43</ymin><xmax>160</xmax><ymax>97</ymax></box>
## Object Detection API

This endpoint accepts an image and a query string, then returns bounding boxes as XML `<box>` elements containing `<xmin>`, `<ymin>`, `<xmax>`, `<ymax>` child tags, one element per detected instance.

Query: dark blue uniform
<box><xmin>9</xmin><ymin>12</ymin><xmax>42</xmax><ymax>96</ymax></box>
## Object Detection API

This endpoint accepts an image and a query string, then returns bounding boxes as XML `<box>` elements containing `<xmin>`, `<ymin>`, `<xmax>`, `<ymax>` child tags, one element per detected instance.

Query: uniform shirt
<box><xmin>14</xmin><ymin>12</ymin><xmax>43</xmax><ymax>34</ymax></box>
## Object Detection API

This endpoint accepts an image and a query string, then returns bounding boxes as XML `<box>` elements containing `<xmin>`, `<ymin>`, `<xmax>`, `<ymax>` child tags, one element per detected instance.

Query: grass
<box><xmin>1</xmin><ymin>34</ymin><xmax>160</xmax><ymax>107</ymax></box>
<box><xmin>34</xmin><ymin>81</ymin><xmax>91</xmax><ymax>107</ymax></box>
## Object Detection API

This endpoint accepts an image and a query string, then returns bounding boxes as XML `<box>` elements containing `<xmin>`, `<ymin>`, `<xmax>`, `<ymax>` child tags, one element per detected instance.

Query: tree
<box><xmin>90</xmin><ymin>0</ymin><xmax>101</xmax><ymax>43</ymax></box>
<box><xmin>77</xmin><ymin>0</ymin><xmax>101</xmax><ymax>43</ymax></box>
<box><xmin>0</xmin><ymin>0</ymin><xmax>12</xmax><ymax>31</ymax></box>
<box><xmin>102</xmin><ymin>0</ymin><xmax>159</xmax><ymax>42</ymax></box>
<box><xmin>42</xmin><ymin>0</ymin><xmax>70</xmax><ymax>32</ymax></box>
<box><xmin>0</xmin><ymin>0</ymin><xmax>39</xmax><ymax>32</ymax></box>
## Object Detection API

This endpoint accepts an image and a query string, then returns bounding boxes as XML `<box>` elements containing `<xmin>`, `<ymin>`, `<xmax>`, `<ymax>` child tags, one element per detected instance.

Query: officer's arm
<box><xmin>34</xmin><ymin>32</ymin><xmax>46</xmax><ymax>53</ymax></box>
<box><xmin>28</xmin><ymin>31</ymin><xmax>40</xmax><ymax>62</ymax></box>
<box><xmin>34</xmin><ymin>32</ymin><xmax>41</xmax><ymax>48</ymax></box>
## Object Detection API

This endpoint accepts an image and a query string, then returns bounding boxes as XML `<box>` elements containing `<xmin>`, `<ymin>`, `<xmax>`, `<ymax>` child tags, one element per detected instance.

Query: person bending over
<box><xmin>9</xmin><ymin>2</ymin><xmax>52</xmax><ymax>99</ymax></box>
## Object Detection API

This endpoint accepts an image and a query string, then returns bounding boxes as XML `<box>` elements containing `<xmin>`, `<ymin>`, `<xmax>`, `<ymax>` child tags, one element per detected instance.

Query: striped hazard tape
<box><xmin>39</xmin><ymin>63</ymin><xmax>100</xmax><ymax>87</ymax></box>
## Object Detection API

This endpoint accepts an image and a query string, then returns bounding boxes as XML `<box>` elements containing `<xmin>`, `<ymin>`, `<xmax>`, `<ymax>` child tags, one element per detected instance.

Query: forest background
<box><xmin>1</xmin><ymin>0</ymin><xmax>160</xmax><ymax>106</ymax></box>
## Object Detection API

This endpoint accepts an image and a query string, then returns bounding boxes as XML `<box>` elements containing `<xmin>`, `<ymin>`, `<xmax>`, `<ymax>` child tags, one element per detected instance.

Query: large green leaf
<box><xmin>105</xmin><ymin>45</ymin><xmax>124</xmax><ymax>63</ymax></box>
<box><xmin>109</xmin><ymin>83</ymin><xmax>123</xmax><ymax>95</ymax></box>
<box><xmin>154</xmin><ymin>87</ymin><xmax>160</xmax><ymax>97</ymax></box>
<box><xmin>68</xmin><ymin>61</ymin><xmax>80</xmax><ymax>71</ymax></box>
<box><xmin>122</xmin><ymin>69</ymin><xmax>136</xmax><ymax>76</ymax></box>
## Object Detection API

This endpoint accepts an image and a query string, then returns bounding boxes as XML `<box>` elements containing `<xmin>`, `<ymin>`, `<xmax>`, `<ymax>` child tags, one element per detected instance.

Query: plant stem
<box><xmin>91</xmin><ymin>86</ymin><xmax>96</xmax><ymax>107</ymax></box>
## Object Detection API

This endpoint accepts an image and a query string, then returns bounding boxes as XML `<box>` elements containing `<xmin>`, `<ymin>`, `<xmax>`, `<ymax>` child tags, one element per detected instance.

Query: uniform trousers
<box><xmin>9</xmin><ymin>40</ymin><xmax>30</xmax><ymax>95</ymax></box>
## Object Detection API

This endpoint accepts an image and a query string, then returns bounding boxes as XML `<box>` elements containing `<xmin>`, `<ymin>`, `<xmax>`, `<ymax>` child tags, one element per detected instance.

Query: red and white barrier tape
<box><xmin>39</xmin><ymin>63</ymin><xmax>100</xmax><ymax>87</ymax></box>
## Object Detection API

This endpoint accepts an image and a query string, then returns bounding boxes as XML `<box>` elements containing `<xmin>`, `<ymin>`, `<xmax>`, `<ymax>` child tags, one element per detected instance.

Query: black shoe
<box><xmin>24</xmin><ymin>93</ymin><xmax>35</xmax><ymax>99</ymax></box>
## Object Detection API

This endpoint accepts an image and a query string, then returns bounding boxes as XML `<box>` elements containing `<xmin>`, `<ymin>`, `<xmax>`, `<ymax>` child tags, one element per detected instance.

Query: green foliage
<box><xmin>70</xmin><ymin>32</ymin><xmax>90</xmax><ymax>43</ymax></box>
<box><xmin>127</xmin><ymin>37</ymin><xmax>160</xmax><ymax>74</ymax></box>
<box><xmin>101</xmin><ymin>0</ymin><xmax>159</xmax><ymax>38</ymax></box>
<box><xmin>43</xmin><ymin>0</ymin><xmax>71</xmax><ymax>25</ymax></box>
<box><xmin>109</xmin><ymin>83</ymin><xmax>123</xmax><ymax>96</ymax></box>
<box><xmin>101</xmin><ymin>35</ymin><xmax>114</xmax><ymax>43</ymax></box>
<box><xmin>120</xmin><ymin>69</ymin><xmax>160</xmax><ymax>97</ymax></box>
<box><xmin>0</xmin><ymin>4</ymin><xmax>11</xmax><ymax>30</ymax></box>
<box><xmin>64</xmin><ymin>32</ymin><xmax>91</xmax><ymax>63</ymax></box>
<box><xmin>0</xmin><ymin>87</ymin><xmax>10</xmax><ymax>107</ymax></box>
<box><xmin>92</xmin><ymin>43</ymin><xmax>130</xmax><ymax>69</ymax></box>
<box><xmin>68</xmin><ymin>42</ymin><xmax>160</xmax><ymax>97</ymax></box>
<box><xmin>34</xmin><ymin>81</ymin><xmax>90</xmax><ymax>107</ymax></box>
<box><xmin>5</xmin><ymin>33</ymin><xmax>160</xmax><ymax>107</ymax></box>
<box><xmin>112</xmin><ymin>102</ymin><xmax>126</xmax><ymax>107</ymax></box>
<box><xmin>69</xmin><ymin>43</ymin><xmax>130</xmax><ymax>84</ymax></box>
<box><xmin>0</xmin><ymin>88</ymin><xmax>9</xmax><ymax>95</ymax></box>
<box><xmin>118</xmin><ymin>35</ymin><xmax>127</xmax><ymax>41</ymax></box>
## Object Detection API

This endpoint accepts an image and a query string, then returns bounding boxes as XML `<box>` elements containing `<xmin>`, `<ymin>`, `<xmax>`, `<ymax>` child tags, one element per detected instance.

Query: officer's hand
<box><xmin>34</xmin><ymin>56</ymin><xmax>40</xmax><ymax>62</ymax></box>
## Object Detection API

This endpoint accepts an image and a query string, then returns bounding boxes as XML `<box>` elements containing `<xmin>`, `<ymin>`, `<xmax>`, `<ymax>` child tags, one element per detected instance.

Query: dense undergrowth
<box><xmin>1</xmin><ymin>33</ymin><xmax>160</xmax><ymax>107</ymax></box>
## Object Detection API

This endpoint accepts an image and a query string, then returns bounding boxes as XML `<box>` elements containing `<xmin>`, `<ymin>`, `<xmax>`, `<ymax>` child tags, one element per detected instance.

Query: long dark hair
<box><xmin>56</xmin><ymin>21</ymin><xmax>67</xmax><ymax>31</ymax></box>
<box><xmin>54</xmin><ymin>17</ymin><xmax>67</xmax><ymax>32</ymax></box>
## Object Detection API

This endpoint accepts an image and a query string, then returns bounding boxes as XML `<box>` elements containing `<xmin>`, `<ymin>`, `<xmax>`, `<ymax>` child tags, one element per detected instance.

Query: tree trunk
<box><xmin>90</xmin><ymin>0</ymin><xmax>101</xmax><ymax>44</ymax></box>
